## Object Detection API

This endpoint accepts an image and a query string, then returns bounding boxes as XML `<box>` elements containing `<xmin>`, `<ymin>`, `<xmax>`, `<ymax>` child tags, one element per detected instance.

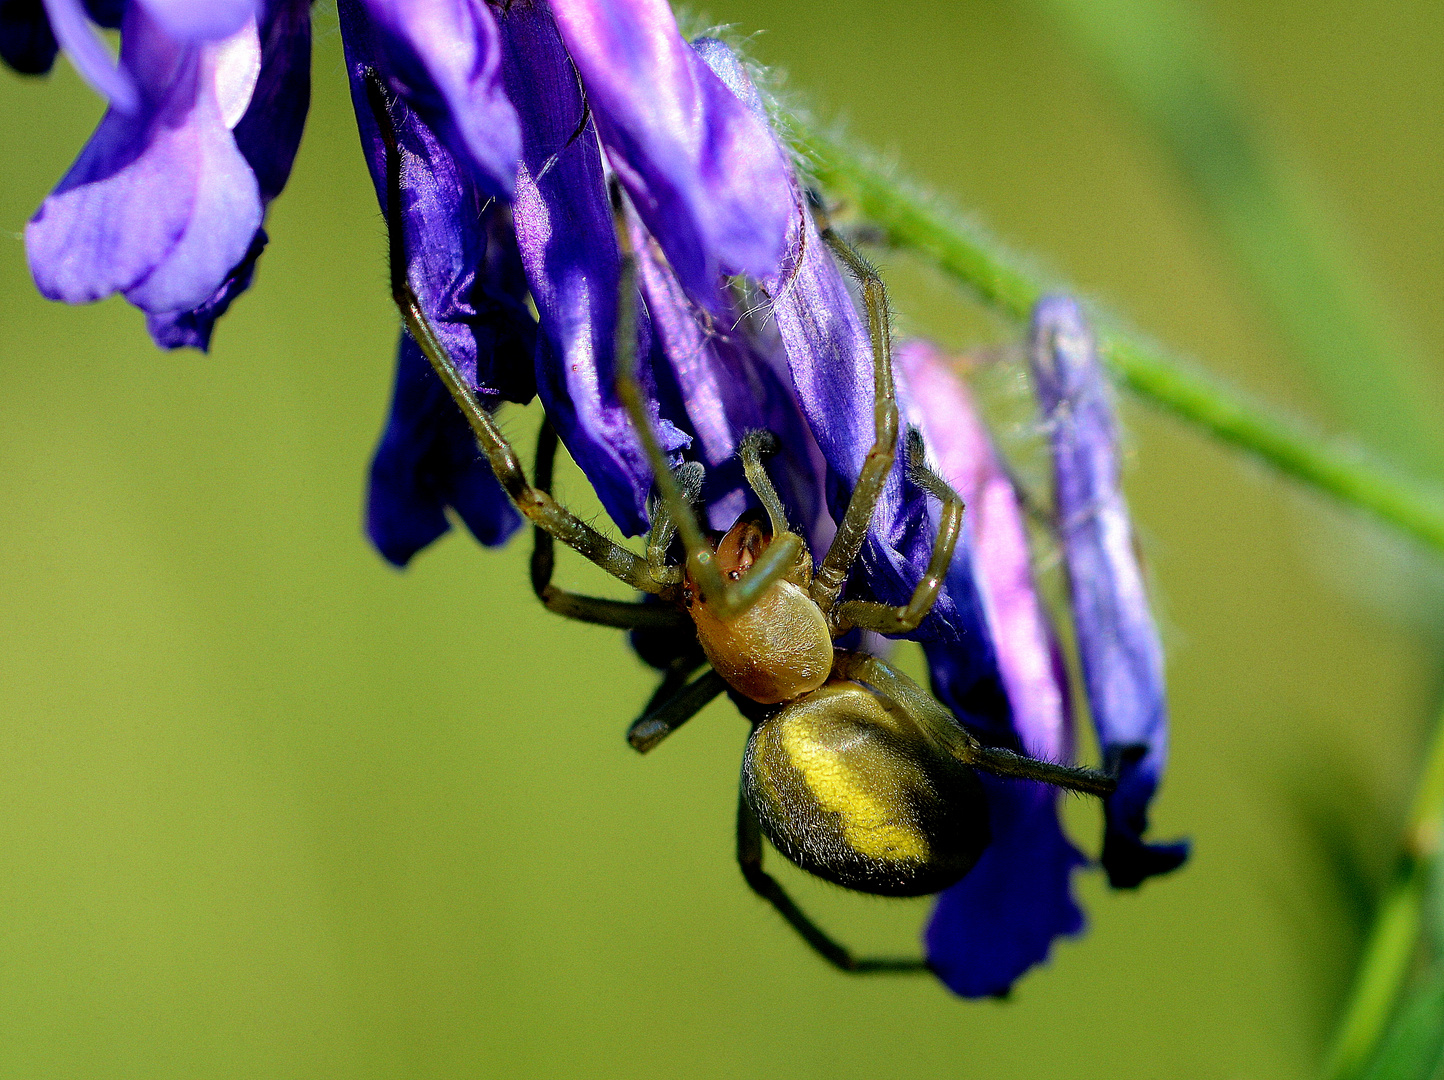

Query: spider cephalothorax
<box><xmin>366</xmin><ymin>68</ymin><xmax>1114</xmax><ymax>974</ymax></box>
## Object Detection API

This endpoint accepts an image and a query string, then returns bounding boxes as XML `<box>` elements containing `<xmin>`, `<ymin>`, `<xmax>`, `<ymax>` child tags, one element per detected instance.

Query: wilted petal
<box><xmin>498</xmin><ymin>0</ymin><xmax>686</xmax><ymax>536</ymax></box>
<box><xmin>343</xmin><ymin>0</ymin><xmax>519</xmax><ymax>199</ymax></box>
<box><xmin>1029</xmin><ymin>296</ymin><xmax>1188</xmax><ymax>888</ymax></box>
<box><xmin>551</xmin><ymin>0</ymin><xmax>793</xmax><ymax>312</ymax></box>
<box><xmin>369</xmin><ymin>334</ymin><xmax>522</xmax><ymax>567</ymax></box>
<box><xmin>26</xmin><ymin>5</ymin><xmax>262</xmax><ymax>314</ymax></box>
<box><xmin>926</xmin><ymin>776</ymin><xmax>1085</xmax><ymax>998</ymax></box>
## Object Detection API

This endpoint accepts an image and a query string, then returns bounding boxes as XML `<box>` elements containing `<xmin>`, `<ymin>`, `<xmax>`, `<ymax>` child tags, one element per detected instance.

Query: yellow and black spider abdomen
<box><xmin>741</xmin><ymin>681</ymin><xmax>990</xmax><ymax>897</ymax></box>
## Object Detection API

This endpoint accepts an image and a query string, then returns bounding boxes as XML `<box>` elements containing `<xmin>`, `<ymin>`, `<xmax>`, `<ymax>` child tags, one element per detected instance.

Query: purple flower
<box><xmin>901</xmin><ymin>340</ymin><xmax>1086</xmax><ymax>998</ymax></box>
<box><xmin>1030</xmin><ymin>296</ymin><xmax>1189</xmax><ymax>888</ymax></box>
<box><xmin>15</xmin><ymin>0</ymin><xmax>310</xmax><ymax>350</ymax></box>
<box><xmin>341</xmin><ymin>1</ymin><xmax>797</xmax><ymax>538</ymax></box>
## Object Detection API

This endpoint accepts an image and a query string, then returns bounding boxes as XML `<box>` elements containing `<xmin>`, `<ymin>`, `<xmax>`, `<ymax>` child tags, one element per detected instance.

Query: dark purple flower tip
<box><xmin>550</xmin><ymin>1</ymin><xmax>794</xmax><ymax>313</ymax></box>
<box><xmin>1029</xmin><ymin>295</ymin><xmax>1189</xmax><ymax>889</ymax></box>
<box><xmin>369</xmin><ymin>333</ymin><xmax>522</xmax><ymax>568</ymax></box>
<box><xmin>145</xmin><ymin>225</ymin><xmax>264</xmax><ymax>350</ymax></box>
<box><xmin>26</xmin><ymin>3</ymin><xmax>264</xmax><ymax>315</ymax></box>
<box><xmin>2</xmin><ymin>0</ymin><xmax>60</xmax><ymax>73</ymax></box>
<box><xmin>926</xmin><ymin>775</ymin><xmax>1086</xmax><ymax>998</ymax></box>
<box><xmin>341</xmin><ymin>0</ymin><xmax>520</xmax><ymax>200</ymax></box>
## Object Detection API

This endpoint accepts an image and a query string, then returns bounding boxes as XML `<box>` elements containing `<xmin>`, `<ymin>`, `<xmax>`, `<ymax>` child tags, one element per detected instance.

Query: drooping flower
<box><xmin>1030</xmin><ymin>296</ymin><xmax>1189</xmax><ymax>888</ymax></box>
<box><xmin>11</xmin><ymin>0</ymin><xmax>310</xmax><ymax>350</ymax></box>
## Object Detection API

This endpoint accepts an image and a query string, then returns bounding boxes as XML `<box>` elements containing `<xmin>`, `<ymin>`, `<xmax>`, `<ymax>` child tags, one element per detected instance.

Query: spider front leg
<box><xmin>809</xmin><ymin>229</ymin><xmax>902</xmax><ymax>619</ymax></box>
<box><xmin>364</xmin><ymin>71</ymin><xmax>662</xmax><ymax>599</ymax></box>
<box><xmin>832</xmin><ymin>428</ymin><xmax>964</xmax><ymax>635</ymax></box>
<box><xmin>737</xmin><ymin>794</ymin><xmax>930</xmax><ymax>975</ymax></box>
<box><xmin>609</xmin><ymin>190</ymin><xmax>803</xmax><ymax>622</ymax></box>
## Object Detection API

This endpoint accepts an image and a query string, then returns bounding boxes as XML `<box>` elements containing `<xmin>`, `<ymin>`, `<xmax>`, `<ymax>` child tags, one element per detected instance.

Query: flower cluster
<box><xmin>5</xmin><ymin>0</ymin><xmax>1185</xmax><ymax>997</ymax></box>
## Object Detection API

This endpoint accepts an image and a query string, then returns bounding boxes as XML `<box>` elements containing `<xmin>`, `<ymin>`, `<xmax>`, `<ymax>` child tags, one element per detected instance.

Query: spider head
<box><xmin>683</xmin><ymin>513</ymin><xmax>833</xmax><ymax>706</ymax></box>
<box><xmin>742</xmin><ymin>680</ymin><xmax>990</xmax><ymax>896</ymax></box>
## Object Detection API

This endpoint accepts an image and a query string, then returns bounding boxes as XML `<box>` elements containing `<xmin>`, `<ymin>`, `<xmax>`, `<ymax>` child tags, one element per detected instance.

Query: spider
<box><xmin>365</xmin><ymin>71</ymin><xmax>1114</xmax><ymax>974</ymax></box>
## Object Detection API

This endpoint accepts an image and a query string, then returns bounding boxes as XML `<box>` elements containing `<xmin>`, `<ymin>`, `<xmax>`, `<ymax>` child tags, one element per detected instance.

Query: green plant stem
<box><xmin>788</xmin><ymin>122</ymin><xmax>1444</xmax><ymax>558</ymax></box>
<box><xmin>1323</xmin><ymin>710</ymin><xmax>1444</xmax><ymax>1080</ymax></box>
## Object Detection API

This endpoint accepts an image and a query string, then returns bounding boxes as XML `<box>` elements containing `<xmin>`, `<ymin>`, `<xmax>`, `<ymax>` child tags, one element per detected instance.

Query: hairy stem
<box><xmin>786</xmin><ymin>121</ymin><xmax>1444</xmax><ymax>558</ymax></box>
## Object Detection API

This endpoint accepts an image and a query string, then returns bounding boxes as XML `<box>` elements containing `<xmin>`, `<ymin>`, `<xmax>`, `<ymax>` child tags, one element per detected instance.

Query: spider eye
<box><xmin>742</xmin><ymin>682</ymin><xmax>989</xmax><ymax>897</ymax></box>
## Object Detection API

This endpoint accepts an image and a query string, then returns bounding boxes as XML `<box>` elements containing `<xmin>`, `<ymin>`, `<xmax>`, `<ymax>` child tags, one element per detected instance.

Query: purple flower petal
<box><xmin>901</xmin><ymin>339</ymin><xmax>1085</xmax><ymax>997</ymax></box>
<box><xmin>26</xmin><ymin>4</ymin><xmax>263</xmax><ymax>314</ymax></box>
<box><xmin>41</xmin><ymin>0</ymin><xmax>136</xmax><ymax>110</ymax></box>
<box><xmin>631</xmin><ymin>212</ymin><xmax>828</xmax><ymax>536</ymax></box>
<box><xmin>1029</xmin><ymin>296</ymin><xmax>1189</xmax><ymax>888</ymax></box>
<box><xmin>925</xmin><ymin>776</ymin><xmax>1086</xmax><ymax>998</ymax></box>
<box><xmin>342</xmin><ymin>15</ymin><xmax>536</xmax><ymax>402</ymax></box>
<box><xmin>901</xmin><ymin>340</ymin><xmax>1072</xmax><ymax>762</ymax></box>
<box><xmin>136</xmin><ymin>0</ymin><xmax>257</xmax><ymax>42</ymax></box>
<box><xmin>550</xmin><ymin>0</ymin><xmax>793</xmax><ymax>313</ymax></box>
<box><xmin>145</xmin><ymin>0</ymin><xmax>309</xmax><ymax>350</ymax></box>
<box><xmin>343</xmin><ymin>0</ymin><xmax>519</xmax><ymax>199</ymax></box>
<box><xmin>369</xmin><ymin>333</ymin><xmax>522</xmax><ymax>567</ymax></box>
<box><xmin>498</xmin><ymin>0</ymin><xmax>686</xmax><ymax>537</ymax></box>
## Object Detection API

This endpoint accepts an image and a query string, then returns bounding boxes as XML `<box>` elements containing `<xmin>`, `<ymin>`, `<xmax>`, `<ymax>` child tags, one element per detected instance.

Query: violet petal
<box><xmin>137</xmin><ymin>0</ymin><xmax>257</xmax><ymax>42</ymax></box>
<box><xmin>26</xmin><ymin>4</ymin><xmax>262</xmax><ymax>314</ymax></box>
<box><xmin>1029</xmin><ymin>296</ymin><xmax>1189</xmax><ymax>888</ymax></box>
<box><xmin>344</xmin><ymin>0</ymin><xmax>519</xmax><ymax>199</ymax></box>
<box><xmin>145</xmin><ymin>226</ymin><xmax>264</xmax><ymax>350</ymax></box>
<box><xmin>369</xmin><ymin>333</ymin><xmax>522</xmax><ymax>567</ymax></box>
<box><xmin>342</xmin><ymin>10</ymin><xmax>537</xmax><ymax>403</ymax></box>
<box><xmin>498</xmin><ymin>0</ymin><xmax>686</xmax><ymax>536</ymax></box>
<box><xmin>550</xmin><ymin>0</ymin><xmax>793</xmax><ymax>313</ymax></box>
<box><xmin>925</xmin><ymin>776</ymin><xmax>1086</xmax><ymax>998</ymax></box>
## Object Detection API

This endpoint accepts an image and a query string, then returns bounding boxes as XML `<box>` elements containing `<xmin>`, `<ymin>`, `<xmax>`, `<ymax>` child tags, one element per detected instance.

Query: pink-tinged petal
<box><xmin>900</xmin><ymin>340</ymin><xmax>1072</xmax><ymax>764</ymax></box>
<box><xmin>210</xmin><ymin>12</ymin><xmax>260</xmax><ymax>128</ymax></box>
<box><xmin>41</xmin><ymin>0</ymin><xmax>137</xmax><ymax>110</ymax></box>
<box><xmin>135</xmin><ymin>0</ymin><xmax>257</xmax><ymax>41</ymax></box>
<box><xmin>26</xmin><ymin>6</ymin><xmax>262</xmax><ymax>313</ymax></box>
<box><xmin>353</xmin><ymin>0</ymin><xmax>519</xmax><ymax>199</ymax></box>
<box><xmin>550</xmin><ymin>0</ymin><xmax>793</xmax><ymax>312</ymax></box>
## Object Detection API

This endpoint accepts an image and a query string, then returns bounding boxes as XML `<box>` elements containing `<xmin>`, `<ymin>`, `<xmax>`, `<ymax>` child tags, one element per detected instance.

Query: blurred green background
<box><xmin>1</xmin><ymin>1</ymin><xmax>1440</xmax><ymax>1077</ymax></box>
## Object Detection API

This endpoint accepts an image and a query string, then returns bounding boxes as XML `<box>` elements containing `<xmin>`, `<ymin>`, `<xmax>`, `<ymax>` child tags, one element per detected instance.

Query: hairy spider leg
<box><xmin>627</xmin><ymin>668</ymin><xmax>729</xmax><ymax>753</ymax></box>
<box><xmin>363</xmin><ymin>69</ymin><xmax>663</xmax><ymax>597</ymax></box>
<box><xmin>737</xmin><ymin>429</ymin><xmax>790</xmax><ymax>537</ymax></box>
<box><xmin>528</xmin><ymin>419</ymin><xmax>693</xmax><ymax>630</ymax></box>
<box><xmin>830</xmin><ymin>652</ymin><xmax>1117</xmax><ymax>798</ymax></box>
<box><xmin>609</xmin><ymin>190</ymin><xmax>805</xmax><ymax>622</ymax></box>
<box><xmin>736</xmin><ymin>795</ymin><xmax>930</xmax><ymax>975</ymax></box>
<box><xmin>832</xmin><ymin>428</ymin><xmax>965</xmax><ymax>635</ymax></box>
<box><xmin>809</xmin><ymin>229</ymin><xmax>902</xmax><ymax>620</ymax></box>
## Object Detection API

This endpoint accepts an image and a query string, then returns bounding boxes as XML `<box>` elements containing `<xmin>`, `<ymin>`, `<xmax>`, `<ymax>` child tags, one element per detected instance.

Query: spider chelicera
<box><xmin>366</xmin><ymin>72</ymin><xmax>1114</xmax><ymax>975</ymax></box>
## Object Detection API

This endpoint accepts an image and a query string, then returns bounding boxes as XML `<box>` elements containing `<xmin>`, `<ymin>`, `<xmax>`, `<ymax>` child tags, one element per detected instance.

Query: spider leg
<box><xmin>609</xmin><ymin>189</ymin><xmax>803</xmax><ymax>621</ymax></box>
<box><xmin>832</xmin><ymin>652</ymin><xmax>1118</xmax><ymax>798</ymax></box>
<box><xmin>810</xmin><ymin>229</ymin><xmax>900</xmax><ymax>618</ymax></box>
<box><xmin>737</xmin><ymin>794</ymin><xmax>930</xmax><ymax>975</ymax></box>
<box><xmin>363</xmin><ymin>70</ymin><xmax>663</xmax><ymax>597</ymax></box>
<box><xmin>832</xmin><ymin>428</ymin><xmax>964</xmax><ymax>635</ymax></box>
<box><xmin>627</xmin><ymin>668</ymin><xmax>728</xmax><ymax>753</ymax></box>
<box><xmin>529</xmin><ymin>419</ymin><xmax>692</xmax><ymax>629</ymax></box>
